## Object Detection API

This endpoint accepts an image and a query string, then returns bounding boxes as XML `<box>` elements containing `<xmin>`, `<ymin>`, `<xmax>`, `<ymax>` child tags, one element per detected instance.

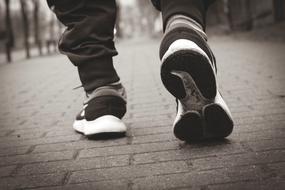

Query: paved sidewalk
<box><xmin>0</xmin><ymin>36</ymin><xmax>284</xmax><ymax>190</ymax></box>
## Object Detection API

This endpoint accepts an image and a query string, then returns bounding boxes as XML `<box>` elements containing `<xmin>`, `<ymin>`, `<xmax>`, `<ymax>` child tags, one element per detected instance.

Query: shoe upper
<box><xmin>160</xmin><ymin>16</ymin><xmax>217</xmax><ymax>73</ymax></box>
<box><xmin>76</xmin><ymin>83</ymin><xmax>127</xmax><ymax>122</ymax></box>
<box><xmin>160</xmin><ymin>15</ymin><xmax>234</xmax><ymax>140</ymax></box>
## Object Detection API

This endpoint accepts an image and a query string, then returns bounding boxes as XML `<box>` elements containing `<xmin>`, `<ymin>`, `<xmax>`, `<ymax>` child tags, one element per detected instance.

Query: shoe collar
<box><xmin>84</xmin><ymin>83</ymin><xmax>127</xmax><ymax>105</ymax></box>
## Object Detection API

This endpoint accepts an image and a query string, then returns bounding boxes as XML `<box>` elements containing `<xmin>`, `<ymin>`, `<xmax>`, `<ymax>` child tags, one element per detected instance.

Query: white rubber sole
<box><xmin>73</xmin><ymin>115</ymin><xmax>127</xmax><ymax>136</ymax></box>
<box><xmin>161</xmin><ymin>39</ymin><xmax>217</xmax><ymax>100</ymax></box>
<box><xmin>162</xmin><ymin>39</ymin><xmax>213</xmax><ymax>67</ymax></box>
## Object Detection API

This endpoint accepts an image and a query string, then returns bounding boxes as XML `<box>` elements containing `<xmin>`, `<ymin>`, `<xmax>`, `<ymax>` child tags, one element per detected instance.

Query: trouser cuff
<box><xmin>160</xmin><ymin>0</ymin><xmax>207</xmax><ymax>31</ymax></box>
<box><xmin>77</xmin><ymin>57</ymin><xmax>120</xmax><ymax>93</ymax></box>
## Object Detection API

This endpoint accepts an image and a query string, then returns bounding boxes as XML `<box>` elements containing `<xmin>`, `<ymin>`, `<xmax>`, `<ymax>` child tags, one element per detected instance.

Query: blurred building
<box><xmin>117</xmin><ymin>0</ymin><xmax>160</xmax><ymax>38</ymax></box>
<box><xmin>208</xmin><ymin>0</ymin><xmax>285</xmax><ymax>31</ymax></box>
<box><xmin>117</xmin><ymin>0</ymin><xmax>285</xmax><ymax>37</ymax></box>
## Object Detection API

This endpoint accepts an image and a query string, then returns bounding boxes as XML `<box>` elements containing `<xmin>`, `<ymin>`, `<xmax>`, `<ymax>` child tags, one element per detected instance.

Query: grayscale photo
<box><xmin>0</xmin><ymin>0</ymin><xmax>284</xmax><ymax>189</ymax></box>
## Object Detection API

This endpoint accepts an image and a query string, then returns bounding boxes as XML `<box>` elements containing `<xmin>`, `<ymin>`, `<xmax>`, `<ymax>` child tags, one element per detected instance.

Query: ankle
<box><xmin>166</xmin><ymin>14</ymin><xmax>207</xmax><ymax>40</ymax></box>
<box><xmin>84</xmin><ymin>81</ymin><xmax>127</xmax><ymax>105</ymax></box>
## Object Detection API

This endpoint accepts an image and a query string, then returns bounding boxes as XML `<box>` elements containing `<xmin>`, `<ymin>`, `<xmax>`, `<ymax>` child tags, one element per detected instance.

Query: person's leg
<box><xmin>152</xmin><ymin>0</ymin><xmax>214</xmax><ymax>31</ymax></box>
<box><xmin>152</xmin><ymin>0</ymin><xmax>234</xmax><ymax>141</ymax></box>
<box><xmin>47</xmin><ymin>0</ymin><xmax>127</xmax><ymax>137</ymax></box>
<box><xmin>47</xmin><ymin>0</ymin><xmax>119</xmax><ymax>92</ymax></box>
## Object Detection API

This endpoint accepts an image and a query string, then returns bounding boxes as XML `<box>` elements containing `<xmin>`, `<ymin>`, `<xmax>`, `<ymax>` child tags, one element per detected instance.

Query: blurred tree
<box><xmin>227</xmin><ymin>0</ymin><xmax>252</xmax><ymax>30</ymax></box>
<box><xmin>32</xmin><ymin>0</ymin><xmax>42</xmax><ymax>55</ymax></box>
<box><xmin>137</xmin><ymin>0</ymin><xmax>159</xmax><ymax>36</ymax></box>
<box><xmin>207</xmin><ymin>0</ymin><xmax>228</xmax><ymax>27</ymax></box>
<box><xmin>47</xmin><ymin>14</ymin><xmax>57</xmax><ymax>54</ymax></box>
<box><xmin>20</xmin><ymin>0</ymin><xmax>31</xmax><ymax>59</ymax></box>
<box><xmin>4</xmin><ymin>0</ymin><xmax>14</xmax><ymax>63</ymax></box>
<box><xmin>115</xmin><ymin>3</ymin><xmax>122</xmax><ymax>38</ymax></box>
<box><xmin>273</xmin><ymin>0</ymin><xmax>285</xmax><ymax>21</ymax></box>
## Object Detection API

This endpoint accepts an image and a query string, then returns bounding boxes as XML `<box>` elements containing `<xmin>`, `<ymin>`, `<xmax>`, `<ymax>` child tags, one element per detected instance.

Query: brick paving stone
<box><xmin>0</xmin><ymin>132</ymin><xmax>45</xmax><ymax>143</ymax></box>
<box><xmin>0</xmin><ymin>173</ymin><xmax>66</xmax><ymax>190</ymax></box>
<box><xmin>192</xmin><ymin>150</ymin><xmax>285</xmax><ymax>171</ymax></box>
<box><xmin>32</xmin><ymin>138</ymin><xmax>129</xmax><ymax>153</ymax></box>
<box><xmin>130</xmin><ymin>125</ymin><xmax>172</xmax><ymax>136</ymax></box>
<box><xmin>0</xmin><ymin>150</ymin><xmax>74</xmax><ymax>166</ymax></box>
<box><xmin>27</xmin><ymin>180</ymin><xmax>129</xmax><ymax>190</ymax></box>
<box><xmin>16</xmin><ymin>155</ymin><xmax>130</xmax><ymax>176</ymax></box>
<box><xmin>0</xmin><ymin>135</ymin><xmax>81</xmax><ymax>149</ymax></box>
<box><xmin>69</xmin><ymin>161</ymin><xmax>190</xmax><ymax>184</ymax></box>
<box><xmin>45</xmin><ymin>129</ymin><xmax>77</xmax><ymax>137</ymax></box>
<box><xmin>208</xmin><ymin>180</ymin><xmax>285</xmax><ymax>190</ymax></box>
<box><xmin>132</xmin><ymin>165</ymin><xmax>274</xmax><ymax>190</ymax></box>
<box><xmin>247</xmin><ymin>139</ymin><xmax>285</xmax><ymax>152</ymax></box>
<box><xmin>0</xmin><ymin>130</ymin><xmax>12</xmax><ymax>137</ymax></box>
<box><xmin>133</xmin><ymin>142</ymin><xmax>245</xmax><ymax>165</ymax></box>
<box><xmin>267</xmin><ymin>162</ymin><xmax>285</xmax><ymax>179</ymax></box>
<box><xmin>230</xmin><ymin>129</ymin><xmax>285</xmax><ymax>142</ymax></box>
<box><xmin>79</xmin><ymin>141</ymin><xmax>178</xmax><ymax>158</ymax></box>
<box><xmin>132</xmin><ymin>133</ymin><xmax>176</xmax><ymax>144</ymax></box>
<box><xmin>0</xmin><ymin>146</ymin><xmax>30</xmax><ymax>157</ymax></box>
<box><xmin>234</xmin><ymin>122</ymin><xmax>285</xmax><ymax>133</ymax></box>
<box><xmin>0</xmin><ymin>36</ymin><xmax>285</xmax><ymax>189</ymax></box>
<box><xmin>0</xmin><ymin>165</ymin><xmax>17</xmax><ymax>178</ymax></box>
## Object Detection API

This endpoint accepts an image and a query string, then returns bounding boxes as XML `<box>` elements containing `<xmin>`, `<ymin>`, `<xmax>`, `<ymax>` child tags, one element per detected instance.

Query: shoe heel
<box><xmin>161</xmin><ymin>50</ymin><xmax>217</xmax><ymax>100</ymax></box>
<box><xmin>173</xmin><ymin>111</ymin><xmax>204</xmax><ymax>141</ymax></box>
<box><xmin>161</xmin><ymin>70</ymin><xmax>186</xmax><ymax>99</ymax></box>
<box><xmin>203</xmin><ymin>103</ymin><xmax>234</xmax><ymax>138</ymax></box>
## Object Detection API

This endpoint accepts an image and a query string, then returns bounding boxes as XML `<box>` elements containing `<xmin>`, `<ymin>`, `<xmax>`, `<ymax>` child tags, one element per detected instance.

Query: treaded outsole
<box><xmin>173</xmin><ymin>104</ymin><xmax>233</xmax><ymax>141</ymax></box>
<box><xmin>161</xmin><ymin>50</ymin><xmax>217</xmax><ymax>100</ymax></box>
<box><xmin>203</xmin><ymin>103</ymin><xmax>234</xmax><ymax>138</ymax></box>
<box><xmin>162</xmin><ymin>49</ymin><xmax>234</xmax><ymax>141</ymax></box>
<box><xmin>173</xmin><ymin>111</ymin><xmax>204</xmax><ymax>141</ymax></box>
<box><xmin>86</xmin><ymin>132</ymin><xmax>126</xmax><ymax>140</ymax></box>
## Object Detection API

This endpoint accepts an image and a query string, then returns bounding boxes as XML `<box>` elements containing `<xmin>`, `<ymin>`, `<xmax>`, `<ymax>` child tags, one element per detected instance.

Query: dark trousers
<box><xmin>47</xmin><ymin>0</ymin><xmax>213</xmax><ymax>92</ymax></box>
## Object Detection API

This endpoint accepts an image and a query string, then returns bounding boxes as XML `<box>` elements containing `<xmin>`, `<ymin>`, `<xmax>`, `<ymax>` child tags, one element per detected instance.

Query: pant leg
<box><xmin>151</xmin><ymin>0</ymin><xmax>215</xmax><ymax>31</ymax></box>
<box><xmin>47</xmin><ymin>0</ymin><xmax>119</xmax><ymax>92</ymax></box>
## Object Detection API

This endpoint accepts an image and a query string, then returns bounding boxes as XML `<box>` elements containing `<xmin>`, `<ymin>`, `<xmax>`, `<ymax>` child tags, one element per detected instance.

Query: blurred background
<box><xmin>0</xmin><ymin>0</ymin><xmax>284</xmax><ymax>64</ymax></box>
<box><xmin>1</xmin><ymin>2</ymin><xmax>285</xmax><ymax>188</ymax></box>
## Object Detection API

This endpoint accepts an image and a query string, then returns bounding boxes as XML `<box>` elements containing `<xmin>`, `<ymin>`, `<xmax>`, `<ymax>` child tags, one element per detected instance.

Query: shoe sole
<box><xmin>173</xmin><ymin>111</ymin><xmax>204</xmax><ymax>141</ymax></box>
<box><xmin>161</xmin><ymin>50</ymin><xmax>217</xmax><ymax>100</ymax></box>
<box><xmin>161</xmin><ymin>46</ymin><xmax>233</xmax><ymax>140</ymax></box>
<box><xmin>203</xmin><ymin>103</ymin><xmax>233</xmax><ymax>138</ymax></box>
<box><xmin>174</xmin><ymin>105</ymin><xmax>233</xmax><ymax>141</ymax></box>
<box><xmin>73</xmin><ymin>115</ymin><xmax>127</xmax><ymax>138</ymax></box>
<box><xmin>86</xmin><ymin>132</ymin><xmax>126</xmax><ymax>140</ymax></box>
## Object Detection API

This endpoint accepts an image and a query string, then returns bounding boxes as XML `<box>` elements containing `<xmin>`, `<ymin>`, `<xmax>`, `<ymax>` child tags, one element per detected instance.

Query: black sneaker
<box><xmin>160</xmin><ymin>17</ymin><xmax>234</xmax><ymax>141</ymax></box>
<box><xmin>73</xmin><ymin>82</ymin><xmax>127</xmax><ymax>137</ymax></box>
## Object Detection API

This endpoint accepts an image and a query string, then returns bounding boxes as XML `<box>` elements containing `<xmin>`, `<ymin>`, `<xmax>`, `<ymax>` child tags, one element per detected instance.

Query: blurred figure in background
<box><xmin>47</xmin><ymin>0</ymin><xmax>234</xmax><ymax>141</ymax></box>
